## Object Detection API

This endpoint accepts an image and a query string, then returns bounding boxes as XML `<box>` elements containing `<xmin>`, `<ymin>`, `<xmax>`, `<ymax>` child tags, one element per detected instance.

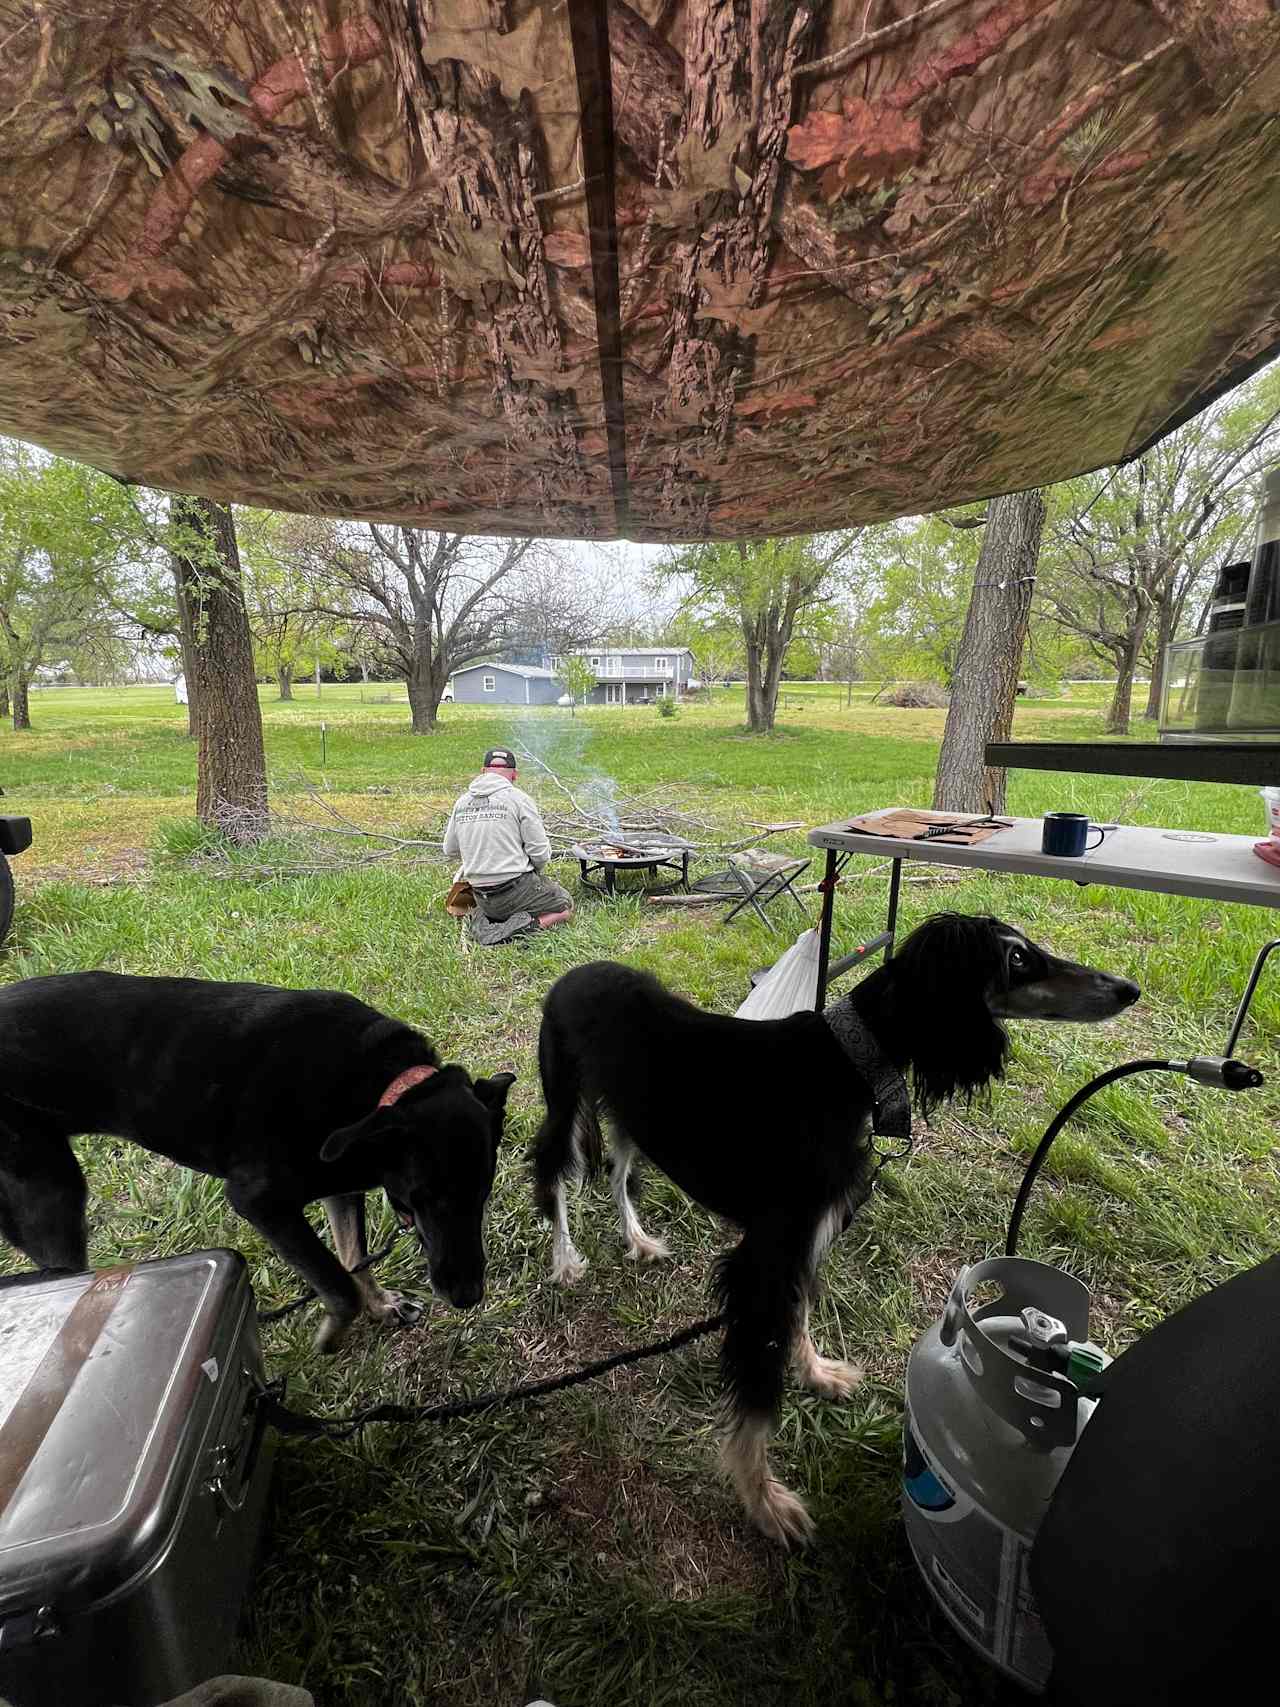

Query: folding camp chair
<box><xmin>718</xmin><ymin>850</ymin><xmax>812</xmax><ymax>932</ymax></box>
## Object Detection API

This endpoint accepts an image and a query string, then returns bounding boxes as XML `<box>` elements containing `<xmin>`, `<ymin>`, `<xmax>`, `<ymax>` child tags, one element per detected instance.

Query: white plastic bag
<box><xmin>734</xmin><ymin>928</ymin><xmax>820</xmax><ymax>1020</ymax></box>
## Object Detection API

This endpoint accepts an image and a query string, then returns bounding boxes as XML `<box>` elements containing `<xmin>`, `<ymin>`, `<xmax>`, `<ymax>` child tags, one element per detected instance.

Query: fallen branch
<box><xmin>645</xmin><ymin>892</ymin><xmax>728</xmax><ymax>905</ymax></box>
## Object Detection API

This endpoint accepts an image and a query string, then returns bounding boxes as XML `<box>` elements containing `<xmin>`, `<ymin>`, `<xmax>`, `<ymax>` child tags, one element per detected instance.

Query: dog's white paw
<box><xmin>802</xmin><ymin>1355</ymin><xmax>864</xmax><ymax>1402</ymax></box>
<box><xmin>750</xmin><ymin>1478</ymin><xmax>816</xmax><ymax>1548</ymax></box>
<box><xmin>364</xmin><ymin>1287</ymin><xmax>422</xmax><ymax>1327</ymax></box>
<box><xmin>551</xmin><ymin>1247</ymin><xmax>588</xmax><ymax>1285</ymax></box>
<box><xmin>623</xmin><ymin>1231</ymin><xmax>671</xmax><ymax>1264</ymax></box>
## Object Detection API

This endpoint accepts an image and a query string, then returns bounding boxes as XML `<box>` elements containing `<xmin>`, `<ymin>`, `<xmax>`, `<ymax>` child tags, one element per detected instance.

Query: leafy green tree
<box><xmin>0</xmin><ymin>447</ymin><xmax>150</xmax><ymax>728</ymax></box>
<box><xmin>859</xmin><ymin>512</ymin><xmax>982</xmax><ymax>687</ymax></box>
<box><xmin>688</xmin><ymin>625</ymin><xmax>744</xmax><ymax>697</ymax></box>
<box><xmin>783</xmin><ymin>634</ymin><xmax>822</xmax><ymax>679</ymax></box>
<box><xmin>237</xmin><ymin>510</ymin><xmax>355</xmax><ymax>699</ymax></box>
<box><xmin>657</xmin><ymin>533</ymin><xmax>860</xmax><ymax>733</ymax></box>
<box><xmin>1037</xmin><ymin>366</ymin><xmax>1280</xmax><ymax>733</ymax></box>
<box><xmin>559</xmin><ymin>654</ymin><xmax>596</xmax><ymax>715</ymax></box>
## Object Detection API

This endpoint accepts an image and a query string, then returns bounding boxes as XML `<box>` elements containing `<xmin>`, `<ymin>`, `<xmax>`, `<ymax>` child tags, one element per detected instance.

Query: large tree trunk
<box><xmin>761</xmin><ymin>640</ymin><xmax>786</xmax><ymax>728</ymax></box>
<box><xmin>1105</xmin><ymin>612</ymin><xmax>1149</xmax><ymax>736</ymax></box>
<box><xmin>278</xmin><ymin>665</ymin><xmax>294</xmax><ymax>701</ymax></box>
<box><xmin>1144</xmin><ymin>589</ymin><xmax>1174</xmax><ymax>720</ymax></box>
<box><xmin>933</xmin><ymin>489</ymin><xmax>1045</xmax><ymax>814</ymax></box>
<box><xmin>0</xmin><ymin>681</ymin><xmax>9</xmax><ymax>719</ymax></box>
<box><xmin>171</xmin><ymin>496</ymin><xmax>268</xmax><ymax>841</ymax></box>
<box><xmin>170</xmin><ymin>563</ymin><xmax>199</xmax><ymax>738</ymax></box>
<box><xmin>742</xmin><ymin>630</ymin><xmax>769</xmax><ymax>733</ymax></box>
<box><xmin>11</xmin><ymin>674</ymin><xmax>30</xmax><ymax>731</ymax></box>
<box><xmin>406</xmin><ymin>653</ymin><xmax>441</xmax><ymax>733</ymax></box>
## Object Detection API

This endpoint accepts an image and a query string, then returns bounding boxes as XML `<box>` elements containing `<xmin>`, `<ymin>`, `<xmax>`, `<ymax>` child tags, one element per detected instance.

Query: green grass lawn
<box><xmin>1</xmin><ymin>683</ymin><xmax>1276</xmax><ymax>1707</ymax></box>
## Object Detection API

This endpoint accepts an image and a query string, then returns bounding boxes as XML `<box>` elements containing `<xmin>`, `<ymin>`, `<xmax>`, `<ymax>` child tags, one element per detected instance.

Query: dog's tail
<box><xmin>573</xmin><ymin>1097</ymin><xmax>606</xmax><ymax>1177</ymax></box>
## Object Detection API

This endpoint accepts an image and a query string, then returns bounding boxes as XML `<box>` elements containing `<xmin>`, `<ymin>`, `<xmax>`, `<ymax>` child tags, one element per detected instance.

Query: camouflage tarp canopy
<box><xmin>2</xmin><ymin>1</ymin><xmax>1279</xmax><ymax>541</ymax></box>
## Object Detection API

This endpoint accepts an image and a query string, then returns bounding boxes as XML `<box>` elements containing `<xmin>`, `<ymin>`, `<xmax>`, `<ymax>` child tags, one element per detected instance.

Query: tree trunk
<box><xmin>170</xmin><ymin>563</ymin><xmax>199</xmax><ymax>738</ymax></box>
<box><xmin>407</xmin><ymin>657</ymin><xmax>439</xmax><ymax>733</ymax></box>
<box><xmin>278</xmin><ymin>665</ymin><xmax>294</xmax><ymax>701</ymax></box>
<box><xmin>1105</xmin><ymin>612</ymin><xmax>1149</xmax><ymax>737</ymax></box>
<box><xmin>1144</xmin><ymin>590</ymin><xmax>1174</xmax><ymax>720</ymax></box>
<box><xmin>171</xmin><ymin>496</ymin><xmax>268</xmax><ymax>841</ymax></box>
<box><xmin>760</xmin><ymin>640</ymin><xmax>786</xmax><ymax>732</ymax></box>
<box><xmin>744</xmin><ymin>655</ymin><xmax>772</xmax><ymax>733</ymax></box>
<box><xmin>933</xmin><ymin>489</ymin><xmax>1045</xmax><ymax>814</ymax></box>
<box><xmin>0</xmin><ymin>681</ymin><xmax>8</xmax><ymax>720</ymax></box>
<box><xmin>11</xmin><ymin>674</ymin><xmax>30</xmax><ymax>731</ymax></box>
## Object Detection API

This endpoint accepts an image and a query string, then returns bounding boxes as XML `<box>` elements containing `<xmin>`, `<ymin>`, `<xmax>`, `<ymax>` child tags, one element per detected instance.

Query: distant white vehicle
<box><xmin>441</xmin><ymin>684</ymin><xmax>454</xmax><ymax>702</ymax></box>
<box><xmin>174</xmin><ymin>676</ymin><xmax>188</xmax><ymax>706</ymax></box>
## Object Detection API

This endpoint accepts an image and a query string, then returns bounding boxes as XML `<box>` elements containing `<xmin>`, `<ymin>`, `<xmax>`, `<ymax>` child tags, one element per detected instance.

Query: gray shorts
<box><xmin>468</xmin><ymin>869</ymin><xmax>575</xmax><ymax>945</ymax></box>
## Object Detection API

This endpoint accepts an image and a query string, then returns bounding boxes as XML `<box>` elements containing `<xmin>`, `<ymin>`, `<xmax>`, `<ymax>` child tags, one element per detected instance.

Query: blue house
<box><xmin>447</xmin><ymin>662</ymin><xmax>564</xmax><ymax>705</ymax></box>
<box><xmin>549</xmin><ymin>647</ymin><xmax>694</xmax><ymax>706</ymax></box>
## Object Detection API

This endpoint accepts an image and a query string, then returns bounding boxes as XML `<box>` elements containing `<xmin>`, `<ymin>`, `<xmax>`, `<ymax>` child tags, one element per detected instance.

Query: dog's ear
<box><xmin>472</xmin><ymin>1071</ymin><xmax>517</xmax><ymax>1118</ymax></box>
<box><xmin>889</xmin><ymin>913</ymin><xmax>1011</xmax><ymax>1118</ymax></box>
<box><xmin>321</xmin><ymin>1109</ymin><xmax>393</xmax><ymax>1162</ymax></box>
<box><xmin>894</xmin><ymin>912</ymin><xmax>1005</xmax><ymax>1006</ymax></box>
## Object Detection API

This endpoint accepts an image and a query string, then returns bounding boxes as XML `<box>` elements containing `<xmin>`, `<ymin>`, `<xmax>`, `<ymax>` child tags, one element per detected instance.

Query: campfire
<box><xmin>579</xmin><ymin>833</ymin><xmax>694</xmax><ymax>863</ymax></box>
<box><xmin>571</xmin><ymin>832</ymin><xmax>695</xmax><ymax>895</ymax></box>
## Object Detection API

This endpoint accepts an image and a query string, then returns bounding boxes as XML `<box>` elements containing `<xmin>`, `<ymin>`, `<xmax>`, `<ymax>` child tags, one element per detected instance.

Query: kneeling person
<box><xmin>444</xmin><ymin>748</ymin><xmax>575</xmax><ymax>945</ymax></box>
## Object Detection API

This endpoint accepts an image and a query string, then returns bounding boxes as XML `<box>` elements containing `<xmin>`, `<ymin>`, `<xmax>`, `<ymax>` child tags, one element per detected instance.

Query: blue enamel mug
<box><xmin>1042</xmin><ymin>812</ymin><xmax>1105</xmax><ymax>857</ymax></box>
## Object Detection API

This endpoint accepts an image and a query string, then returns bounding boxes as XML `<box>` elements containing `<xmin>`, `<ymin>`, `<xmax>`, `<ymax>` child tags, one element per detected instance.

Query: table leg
<box><xmin>814</xmin><ymin>848</ymin><xmax>838</xmax><ymax>1010</ymax></box>
<box><xmin>884</xmin><ymin>857</ymin><xmax>903</xmax><ymax>960</ymax></box>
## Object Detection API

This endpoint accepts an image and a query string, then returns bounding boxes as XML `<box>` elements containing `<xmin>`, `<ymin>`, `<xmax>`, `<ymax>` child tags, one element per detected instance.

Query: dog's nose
<box><xmin>1113</xmin><ymin>977</ymin><xmax>1140</xmax><ymax>1007</ymax></box>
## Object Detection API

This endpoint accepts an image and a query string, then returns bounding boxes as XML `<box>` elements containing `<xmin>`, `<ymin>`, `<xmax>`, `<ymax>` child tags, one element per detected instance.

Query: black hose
<box><xmin>1004</xmin><ymin>1060</ymin><xmax>1178</xmax><ymax>1257</ymax></box>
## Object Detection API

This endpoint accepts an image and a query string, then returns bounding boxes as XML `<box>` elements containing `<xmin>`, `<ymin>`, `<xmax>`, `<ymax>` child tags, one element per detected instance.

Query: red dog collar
<box><xmin>378</xmin><ymin>1064</ymin><xmax>437</xmax><ymax>1108</ymax></box>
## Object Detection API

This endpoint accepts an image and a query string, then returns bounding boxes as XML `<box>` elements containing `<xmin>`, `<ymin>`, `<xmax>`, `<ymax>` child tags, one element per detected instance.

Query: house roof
<box><xmin>2</xmin><ymin>6</ymin><xmax>1279</xmax><ymax>541</ymax></box>
<box><xmin>450</xmin><ymin>662</ymin><xmax>559</xmax><ymax>680</ymax></box>
<box><xmin>573</xmin><ymin>647</ymin><xmax>693</xmax><ymax>657</ymax></box>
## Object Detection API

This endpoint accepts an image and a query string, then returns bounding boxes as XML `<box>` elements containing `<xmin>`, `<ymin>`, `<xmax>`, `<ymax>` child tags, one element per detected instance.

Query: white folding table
<box><xmin>807</xmin><ymin>813</ymin><xmax>1280</xmax><ymax>1006</ymax></box>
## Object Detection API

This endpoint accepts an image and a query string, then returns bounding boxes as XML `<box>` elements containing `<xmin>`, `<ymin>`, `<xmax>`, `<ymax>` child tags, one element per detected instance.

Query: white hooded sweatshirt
<box><xmin>442</xmin><ymin>773</ymin><xmax>553</xmax><ymax>887</ymax></box>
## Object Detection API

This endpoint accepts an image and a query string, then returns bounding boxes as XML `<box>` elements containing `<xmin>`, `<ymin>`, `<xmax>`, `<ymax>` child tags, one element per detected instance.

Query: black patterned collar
<box><xmin>823</xmin><ymin>1000</ymin><xmax>912</xmax><ymax>1142</ymax></box>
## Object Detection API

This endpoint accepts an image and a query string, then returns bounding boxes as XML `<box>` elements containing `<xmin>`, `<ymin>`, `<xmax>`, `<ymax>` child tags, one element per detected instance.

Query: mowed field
<box><xmin>2</xmin><ymin>681</ymin><xmax>1275</xmax><ymax>1707</ymax></box>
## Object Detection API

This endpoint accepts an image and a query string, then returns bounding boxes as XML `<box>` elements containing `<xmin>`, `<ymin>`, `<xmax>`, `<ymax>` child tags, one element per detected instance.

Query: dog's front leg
<box><xmin>792</xmin><ymin>1303</ymin><xmax>863</xmax><ymax>1401</ymax></box>
<box><xmin>715</xmin><ymin>1229</ymin><xmax>815</xmax><ymax>1547</ymax></box>
<box><xmin>227</xmin><ymin>1183</ymin><xmax>361</xmax><ymax>1354</ymax></box>
<box><xmin>323</xmin><ymin>1194</ymin><xmax>422</xmax><ymax>1328</ymax></box>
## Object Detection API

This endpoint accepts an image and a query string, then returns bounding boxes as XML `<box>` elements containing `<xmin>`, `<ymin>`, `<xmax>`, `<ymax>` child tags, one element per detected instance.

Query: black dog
<box><xmin>530</xmin><ymin>914</ymin><xmax>1138</xmax><ymax>1544</ymax></box>
<box><xmin>0</xmin><ymin>972</ymin><xmax>515</xmax><ymax>1351</ymax></box>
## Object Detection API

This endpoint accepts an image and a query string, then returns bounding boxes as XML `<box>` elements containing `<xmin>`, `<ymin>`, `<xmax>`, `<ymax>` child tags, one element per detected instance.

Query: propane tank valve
<box><xmin>1020</xmin><ymin>1306</ymin><xmax>1068</xmax><ymax>1348</ymax></box>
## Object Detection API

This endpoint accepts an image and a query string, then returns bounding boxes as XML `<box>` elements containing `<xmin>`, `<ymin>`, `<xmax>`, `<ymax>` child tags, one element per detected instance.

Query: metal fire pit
<box><xmin>572</xmin><ymin>835</ymin><xmax>694</xmax><ymax>896</ymax></box>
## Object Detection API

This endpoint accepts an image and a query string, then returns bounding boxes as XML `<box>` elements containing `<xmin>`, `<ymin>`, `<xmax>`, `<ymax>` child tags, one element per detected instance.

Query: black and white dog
<box><xmin>530</xmin><ymin>914</ymin><xmax>1138</xmax><ymax>1544</ymax></box>
<box><xmin>0</xmin><ymin>972</ymin><xmax>515</xmax><ymax>1351</ymax></box>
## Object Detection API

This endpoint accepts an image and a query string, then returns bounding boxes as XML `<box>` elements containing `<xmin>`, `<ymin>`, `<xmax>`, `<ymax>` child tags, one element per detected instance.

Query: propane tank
<box><xmin>902</xmin><ymin>1257</ymin><xmax>1109</xmax><ymax>1693</ymax></box>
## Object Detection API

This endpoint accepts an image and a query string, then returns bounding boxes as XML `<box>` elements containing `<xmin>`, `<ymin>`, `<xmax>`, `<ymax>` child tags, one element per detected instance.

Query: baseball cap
<box><xmin>483</xmin><ymin>747</ymin><xmax>517</xmax><ymax>769</ymax></box>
